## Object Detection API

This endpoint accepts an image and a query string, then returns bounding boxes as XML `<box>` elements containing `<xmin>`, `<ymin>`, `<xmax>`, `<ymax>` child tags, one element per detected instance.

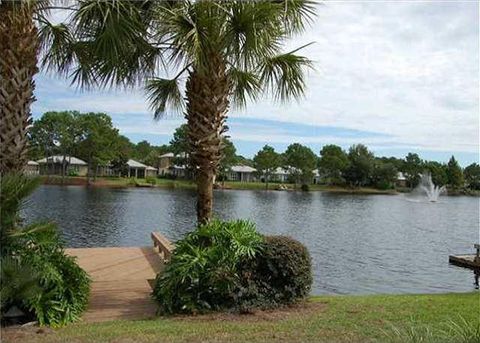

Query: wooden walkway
<box><xmin>66</xmin><ymin>245</ymin><xmax>166</xmax><ymax>323</ymax></box>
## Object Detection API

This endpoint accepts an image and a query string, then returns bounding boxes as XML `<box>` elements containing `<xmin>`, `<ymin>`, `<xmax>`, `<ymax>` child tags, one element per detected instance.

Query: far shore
<box><xmin>39</xmin><ymin>176</ymin><xmax>480</xmax><ymax>196</ymax></box>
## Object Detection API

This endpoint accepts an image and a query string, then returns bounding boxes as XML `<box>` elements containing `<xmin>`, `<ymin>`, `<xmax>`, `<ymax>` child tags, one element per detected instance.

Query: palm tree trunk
<box><xmin>185</xmin><ymin>54</ymin><xmax>229</xmax><ymax>225</ymax></box>
<box><xmin>0</xmin><ymin>2</ymin><xmax>38</xmax><ymax>174</ymax></box>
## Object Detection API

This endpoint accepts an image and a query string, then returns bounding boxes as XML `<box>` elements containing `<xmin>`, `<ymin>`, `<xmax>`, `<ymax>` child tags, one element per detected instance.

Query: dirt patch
<box><xmin>169</xmin><ymin>300</ymin><xmax>328</xmax><ymax>323</ymax></box>
<box><xmin>1</xmin><ymin>325</ymin><xmax>54</xmax><ymax>343</ymax></box>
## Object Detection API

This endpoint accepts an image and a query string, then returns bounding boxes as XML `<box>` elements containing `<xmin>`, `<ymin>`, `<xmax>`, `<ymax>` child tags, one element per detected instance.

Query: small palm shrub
<box><xmin>18</xmin><ymin>228</ymin><xmax>91</xmax><ymax>327</ymax></box>
<box><xmin>237</xmin><ymin>236</ymin><xmax>312</xmax><ymax>310</ymax></box>
<box><xmin>153</xmin><ymin>219</ymin><xmax>263</xmax><ymax>314</ymax></box>
<box><xmin>1</xmin><ymin>174</ymin><xmax>90</xmax><ymax>327</ymax></box>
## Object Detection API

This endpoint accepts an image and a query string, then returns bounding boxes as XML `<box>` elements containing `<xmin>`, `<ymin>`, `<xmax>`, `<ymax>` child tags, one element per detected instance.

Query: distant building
<box><xmin>396</xmin><ymin>172</ymin><xmax>407</xmax><ymax>187</ymax></box>
<box><xmin>228</xmin><ymin>165</ymin><xmax>257</xmax><ymax>182</ymax></box>
<box><xmin>37</xmin><ymin>156</ymin><xmax>88</xmax><ymax>176</ymax></box>
<box><xmin>158</xmin><ymin>153</ymin><xmax>175</xmax><ymax>176</ymax></box>
<box><xmin>271</xmin><ymin>167</ymin><xmax>290</xmax><ymax>183</ymax></box>
<box><xmin>24</xmin><ymin>161</ymin><xmax>39</xmax><ymax>176</ymax></box>
<box><xmin>127</xmin><ymin>159</ymin><xmax>157</xmax><ymax>178</ymax></box>
<box><xmin>157</xmin><ymin>153</ymin><xmax>190</xmax><ymax>178</ymax></box>
<box><xmin>313</xmin><ymin>169</ymin><xmax>321</xmax><ymax>184</ymax></box>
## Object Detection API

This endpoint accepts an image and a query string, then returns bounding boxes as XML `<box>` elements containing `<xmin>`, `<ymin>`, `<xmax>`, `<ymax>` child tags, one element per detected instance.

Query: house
<box><xmin>271</xmin><ymin>167</ymin><xmax>290</xmax><ymax>182</ymax></box>
<box><xmin>158</xmin><ymin>152</ymin><xmax>175</xmax><ymax>176</ymax></box>
<box><xmin>313</xmin><ymin>169</ymin><xmax>321</xmax><ymax>184</ymax></box>
<box><xmin>37</xmin><ymin>155</ymin><xmax>88</xmax><ymax>176</ymax></box>
<box><xmin>127</xmin><ymin>159</ymin><xmax>157</xmax><ymax>178</ymax></box>
<box><xmin>157</xmin><ymin>152</ymin><xmax>191</xmax><ymax>178</ymax></box>
<box><xmin>395</xmin><ymin>172</ymin><xmax>407</xmax><ymax>188</ymax></box>
<box><xmin>228</xmin><ymin>165</ymin><xmax>257</xmax><ymax>182</ymax></box>
<box><xmin>24</xmin><ymin>161</ymin><xmax>39</xmax><ymax>176</ymax></box>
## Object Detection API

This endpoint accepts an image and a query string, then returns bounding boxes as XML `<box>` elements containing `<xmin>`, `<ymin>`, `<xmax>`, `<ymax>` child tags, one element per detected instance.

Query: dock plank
<box><xmin>66</xmin><ymin>246</ymin><xmax>165</xmax><ymax>323</ymax></box>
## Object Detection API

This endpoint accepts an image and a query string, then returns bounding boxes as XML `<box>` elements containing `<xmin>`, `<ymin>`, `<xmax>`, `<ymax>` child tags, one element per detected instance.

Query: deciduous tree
<box><xmin>253</xmin><ymin>145</ymin><xmax>280</xmax><ymax>190</ymax></box>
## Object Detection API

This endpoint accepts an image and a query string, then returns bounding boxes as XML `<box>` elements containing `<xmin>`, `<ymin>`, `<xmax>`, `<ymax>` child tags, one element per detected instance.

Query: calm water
<box><xmin>24</xmin><ymin>185</ymin><xmax>480</xmax><ymax>295</ymax></box>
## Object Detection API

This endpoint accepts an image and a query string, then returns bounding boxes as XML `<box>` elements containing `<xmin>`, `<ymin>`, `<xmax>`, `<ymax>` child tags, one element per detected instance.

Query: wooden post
<box><xmin>474</xmin><ymin>244</ymin><xmax>480</xmax><ymax>263</ymax></box>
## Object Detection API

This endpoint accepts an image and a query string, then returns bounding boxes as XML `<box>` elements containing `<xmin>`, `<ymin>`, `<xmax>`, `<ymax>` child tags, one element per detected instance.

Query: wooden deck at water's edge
<box><xmin>66</xmin><ymin>243</ymin><xmax>169</xmax><ymax>322</ymax></box>
<box><xmin>449</xmin><ymin>254</ymin><xmax>480</xmax><ymax>269</ymax></box>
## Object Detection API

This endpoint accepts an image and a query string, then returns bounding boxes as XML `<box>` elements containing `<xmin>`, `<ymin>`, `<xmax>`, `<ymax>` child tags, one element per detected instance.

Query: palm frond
<box><xmin>277</xmin><ymin>0</ymin><xmax>317</xmax><ymax>36</ymax></box>
<box><xmin>223</xmin><ymin>1</ymin><xmax>283</xmax><ymax>70</ymax></box>
<box><xmin>68</xmin><ymin>0</ymin><xmax>161</xmax><ymax>88</ymax></box>
<box><xmin>228</xmin><ymin>67</ymin><xmax>261</xmax><ymax>108</ymax></box>
<box><xmin>38</xmin><ymin>21</ymin><xmax>75</xmax><ymax>74</ymax></box>
<box><xmin>259</xmin><ymin>44</ymin><xmax>313</xmax><ymax>101</ymax></box>
<box><xmin>145</xmin><ymin>77</ymin><xmax>185</xmax><ymax>119</ymax></box>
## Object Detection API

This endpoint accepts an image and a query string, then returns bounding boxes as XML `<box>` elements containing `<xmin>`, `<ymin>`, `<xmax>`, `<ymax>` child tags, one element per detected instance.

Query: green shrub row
<box><xmin>153</xmin><ymin>219</ymin><xmax>312</xmax><ymax>314</ymax></box>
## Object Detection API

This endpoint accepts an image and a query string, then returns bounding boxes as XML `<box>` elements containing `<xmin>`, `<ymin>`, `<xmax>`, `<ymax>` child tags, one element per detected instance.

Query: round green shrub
<box><xmin>238</xmin><ymin>235</ymin><xmax>312</xmax><ymax>309</ymax></box>
<box><xmin>301</xmin><ymin>184</ymin><xmax>310</xmax><ymax>191</ymax></box>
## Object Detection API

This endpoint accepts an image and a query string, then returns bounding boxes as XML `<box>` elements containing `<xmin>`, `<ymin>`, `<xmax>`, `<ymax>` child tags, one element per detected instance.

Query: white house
<box><xmin>37</xmin><ymin>155</ymin><xmax>88</xmax><ymax>176</ymax></box>
<box><xmin>396</xmin><ymin>172</ymin><xmax>407</xmax><ymax>187</ymax></box>
<box><xmin>24</xmin><ymin>161</ymin><xmax>39</xmax><ymax>176</ymax></box>
<box><xmin>127</xmin><ymin>159</ymin><xmax>157</xmax><ymax>178</ymax></box>
<box><xmin>313</xmin><ymin>169</ymin><xmax>321</xmax><ymax>184</ymax></box>
<box><xmin>271</xmin><ymin>167</ymin><xmax>290</xmax><ymax>182</ymax></box>
<box><xmin>228</xmin><ymin>165</ymin><xmax>257</xmax><ymax>182</ymax></box>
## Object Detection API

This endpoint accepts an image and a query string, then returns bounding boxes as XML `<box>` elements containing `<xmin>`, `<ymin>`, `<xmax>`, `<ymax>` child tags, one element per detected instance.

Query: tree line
<box><xmin>29</xmin><ymin>111</ymin><xmax>479</xmax><ymax>191</ymax></box>
<box><xmin>252</xmin><ymin>144</ymin><xmax>479</xmax><ymax>191</ymax></box>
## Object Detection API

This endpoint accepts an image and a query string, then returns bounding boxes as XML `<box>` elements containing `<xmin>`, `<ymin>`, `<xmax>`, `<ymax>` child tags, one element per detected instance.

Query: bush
<box><xmin>153</xmin><ymin>219</ymin><xmax>263</xmax><ymax>314</ymax></box>
<box><xmin>146</xmin><ymin>176</ymin><xmax>157</xmax><ymax>185</ymax></box>
<box><xmin>238</xmin><ymin>236</ymin><xmax>312</xmax><ymax>309</ymax></box>
<box><xmin>301</xmin><ymin>184</ymin><xmax>310</xmax><ymax>191</ymax></box>
<box><xmin>1</xmin><ymin>174</ymin><xmax>90</xmax><ymax>327</ymax></box>
<box><xmin>20</xmin><ymin>232</ymin><xmax>91</xmax><ymax>327</ymax></box>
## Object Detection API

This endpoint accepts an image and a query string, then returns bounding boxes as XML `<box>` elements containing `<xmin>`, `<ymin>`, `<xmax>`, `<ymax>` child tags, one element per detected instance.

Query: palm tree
<box><xmin>0</xmin><ymin>1</ymin><xmax>82</xmax><ymax>174</ymax></box>
<box><xmin>47</xmin><ymin>0</ymin><xmax>316</xmax><ymax>224</ymax></box>
<box><xmin>0</xmin><ymin>2</ymin><xmax>39</xmax><ymax>173</ymax></box>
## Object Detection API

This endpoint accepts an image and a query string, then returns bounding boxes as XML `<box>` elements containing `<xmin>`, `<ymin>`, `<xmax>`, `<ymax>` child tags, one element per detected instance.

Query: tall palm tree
<box><xmin>47</xmin><ymin>0</ymin><xmax>316</xmax><ymax>224</ymax></box>
<box><xmin>0</xmin><ymin>1</ymin><xmax>82</xmax><ymax>174</ymax></box>
<box><xmin>0</xmin><ymin>1</ymin><xmax>40</xmax><ymax>173</ymax></box>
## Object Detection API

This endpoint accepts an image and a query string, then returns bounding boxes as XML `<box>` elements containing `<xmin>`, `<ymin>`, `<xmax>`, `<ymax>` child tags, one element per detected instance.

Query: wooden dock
<box><xmin>66</xmin><ymin>233</ymin><xmax>173</xmax><ymax>323</ymax></box>
<box><xmin>449</xmin><ymin>244</ymin><xmax>480</xmax><ymax>270</ymax></box>
<box><xmin>449</xmin><ymin>254</ymin><xmax>480</xmax><ymax>269</ymax></box>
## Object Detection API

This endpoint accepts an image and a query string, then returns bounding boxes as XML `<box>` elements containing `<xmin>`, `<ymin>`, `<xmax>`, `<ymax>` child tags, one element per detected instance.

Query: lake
<box><xmin>24</xmin><ymin>185</ymin><xmax>479</xmax><ymax>295</ymax></box>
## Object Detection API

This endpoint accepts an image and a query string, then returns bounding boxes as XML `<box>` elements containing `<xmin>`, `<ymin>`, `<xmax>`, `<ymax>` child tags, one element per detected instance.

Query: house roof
<box><xmin>127</xmin><ymin>159</ymin><xmax>148</xmax><ymax>168</ymax></box>
<box><xmin>231</xmin><ymin>165</ymin><xmax>256</xmax><ymax>173</ymax></box>
<box><xmin>145</xmin><ymin>166</ymin><xmax>157</xmax><ymax>171</ymax></box>
<box><xmin>27</xmin><ymin>161</ymin><xmax>39</xmax><ymax>166</ymax></box>
<box><xmin>37</xmin><ymin>155</ymin><xmax>87</xmax><ymax>165</ymax></box>
<box><xmin>159</xmin><ymin>152</ymin><xmax>174</xmax><ymax>158</ymax></box>
<box><xmin>273</xmin><ymin>167</ymin><xmax>289</xmax><ymax>175</ymax></box>
<box><xmin>160</xmin><ymin>152</ymin><xmax>188</xmax><ymax>158</ymax></box>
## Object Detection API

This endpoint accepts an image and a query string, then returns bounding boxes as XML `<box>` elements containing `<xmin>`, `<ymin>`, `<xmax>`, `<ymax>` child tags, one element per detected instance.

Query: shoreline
<box><xmin>39</xmin><ymin>176</ymin><xmax>479</xmax><ymax>196</ymax></box>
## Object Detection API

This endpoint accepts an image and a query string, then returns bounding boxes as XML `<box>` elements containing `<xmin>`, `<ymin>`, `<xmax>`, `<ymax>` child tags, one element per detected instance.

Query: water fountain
<box><xmin>413</xmin><ymin>172</ymin><xmax>446</xmax><ymax>202</ymax></box>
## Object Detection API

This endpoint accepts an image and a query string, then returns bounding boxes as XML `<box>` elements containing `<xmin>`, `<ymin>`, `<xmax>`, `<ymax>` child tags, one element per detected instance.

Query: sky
<box><xmin>33</xmin><ymin>1</ymin><xmax>480</xmax><ymax>166</ymax></box>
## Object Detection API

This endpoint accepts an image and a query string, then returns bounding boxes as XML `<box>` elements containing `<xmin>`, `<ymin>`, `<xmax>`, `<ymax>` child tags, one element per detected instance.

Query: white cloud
<box><xmin>33</xmin><ymin>1</ymin><xmax>479</xmax><ymax>156</ymax></box>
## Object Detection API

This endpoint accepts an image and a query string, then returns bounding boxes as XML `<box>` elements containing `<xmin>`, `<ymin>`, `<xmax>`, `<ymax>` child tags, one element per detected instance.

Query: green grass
<box><xmin>5</xmin><ymin>293</ymin><xmax>479</xmax><ymax>343</ymax></box>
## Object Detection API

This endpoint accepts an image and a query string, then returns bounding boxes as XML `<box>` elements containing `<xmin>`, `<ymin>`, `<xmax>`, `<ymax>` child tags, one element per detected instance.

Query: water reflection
<box><xmin>24</xmin><ymin>185</ymin><xmax>479</xmax><ymax>295</ymax></box>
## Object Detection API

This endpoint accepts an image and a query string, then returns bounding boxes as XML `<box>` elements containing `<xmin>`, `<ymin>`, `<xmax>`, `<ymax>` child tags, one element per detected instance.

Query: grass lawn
<box><xmin>4</xmin><ymin>292</ymin><xmax>479</xmax><ymax>343</ymax></box>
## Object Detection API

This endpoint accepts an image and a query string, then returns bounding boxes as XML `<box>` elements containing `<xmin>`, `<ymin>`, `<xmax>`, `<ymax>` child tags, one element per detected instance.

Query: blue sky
<box><xmin>33</xmin><ymin>1</ymin><xmax>479</xmax><ymax>166</ymax></box>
